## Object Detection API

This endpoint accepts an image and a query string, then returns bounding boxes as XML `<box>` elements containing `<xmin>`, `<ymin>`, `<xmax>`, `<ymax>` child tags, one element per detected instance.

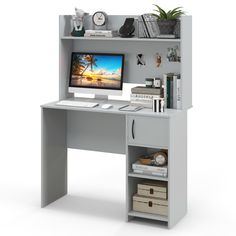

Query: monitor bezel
<box><xmin>69</xmin><ymin>52</ymin><xmax>125</xmax><ymax>91</ymax></box>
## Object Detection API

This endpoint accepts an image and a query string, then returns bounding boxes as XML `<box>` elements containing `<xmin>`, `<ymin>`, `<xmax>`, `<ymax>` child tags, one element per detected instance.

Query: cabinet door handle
<box><xmin>132</xmin><ymin>119</ymin><xmax>135</xmax><ymax>139</ymax></box>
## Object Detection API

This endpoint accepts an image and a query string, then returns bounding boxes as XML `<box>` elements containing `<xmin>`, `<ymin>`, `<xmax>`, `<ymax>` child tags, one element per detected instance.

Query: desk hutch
<box><xmin>41</xmin><ymin>15</ymin><xmax>192</xmax><ymax>228</ymax></box>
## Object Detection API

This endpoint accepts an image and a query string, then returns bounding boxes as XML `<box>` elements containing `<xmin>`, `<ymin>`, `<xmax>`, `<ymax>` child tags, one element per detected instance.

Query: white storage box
<box><xmin>133</xmin><ymin>194</ymin><xmax>168</xmax><ymax>216</ymax></box>
<box><xmin>138</xmin><ymin>180</ymin><xmax>167</xmax><ymax>199</ymax></box>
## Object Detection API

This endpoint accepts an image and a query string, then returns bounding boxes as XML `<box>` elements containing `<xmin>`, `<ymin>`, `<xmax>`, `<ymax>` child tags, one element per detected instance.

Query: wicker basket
<box><xmin>157</xmin><ymin>19</ymin><xmax>177</xmax><ymax>35</ymax></box>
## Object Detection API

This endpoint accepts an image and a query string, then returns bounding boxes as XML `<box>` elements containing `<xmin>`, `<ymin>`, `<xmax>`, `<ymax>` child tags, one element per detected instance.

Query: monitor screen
<box><xmin>69</xmin><ymin>53</ymin><xmax>124</xmax><ymax>91</ymax></box>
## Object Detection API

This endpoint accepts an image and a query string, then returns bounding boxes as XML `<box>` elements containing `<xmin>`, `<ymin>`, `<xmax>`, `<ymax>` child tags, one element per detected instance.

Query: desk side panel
<box><xmin>67</xmin><ymin>111</ymin><xmax>126</xmax><ymax>154</ymax></box>
<box><xmin>181</xmin><ymin>16</ymin><xmax>192</xmax><ymax>109</ymax></box>
<box><xmin>41</xmin><ymin>108</ymin><xmax>67</xmax><ymax>207</ymax></box>
<box><xmin>168</xmin><ymin>111</ymin><xmax>187</xmax><ymax>228</ymax></box>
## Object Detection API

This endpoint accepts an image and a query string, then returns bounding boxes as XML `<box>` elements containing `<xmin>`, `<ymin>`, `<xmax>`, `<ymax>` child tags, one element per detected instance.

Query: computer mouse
<box><xmin>101</xmin><ymin>104</ymin><xmax>113</xmax><ymax>109</ymax></box>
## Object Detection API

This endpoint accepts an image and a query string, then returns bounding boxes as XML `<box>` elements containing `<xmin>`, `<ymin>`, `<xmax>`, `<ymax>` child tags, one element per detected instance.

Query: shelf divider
<box><xmin>128</xmin><ymin>210</ymin><xmax>168</xmax><ymax>222</ymax></box>
<box><xmin>60</xmin><ymin>36</ymin><xmax>181</xmax><ymax>43</ymax></box>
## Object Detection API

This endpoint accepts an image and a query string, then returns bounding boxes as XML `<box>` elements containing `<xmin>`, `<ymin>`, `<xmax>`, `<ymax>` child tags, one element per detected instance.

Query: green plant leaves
<box><xmin>152</xmin><ymin>4</ymin><xmax>185</xmax><ymax>20</ymax></box>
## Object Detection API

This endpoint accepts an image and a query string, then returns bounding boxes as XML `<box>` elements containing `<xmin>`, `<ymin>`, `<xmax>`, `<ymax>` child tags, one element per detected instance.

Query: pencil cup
<box><xmin>152</xmin><ymin>98</ymin><xmax>165</xmax><ymax>113</ymax></box>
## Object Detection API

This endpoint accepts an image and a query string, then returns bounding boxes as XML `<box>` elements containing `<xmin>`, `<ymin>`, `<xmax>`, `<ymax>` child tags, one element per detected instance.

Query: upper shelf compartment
<box><xmin>59</xmin><ymin>15</ymin><xmax>187</xmax><ymax>42</ymax></box>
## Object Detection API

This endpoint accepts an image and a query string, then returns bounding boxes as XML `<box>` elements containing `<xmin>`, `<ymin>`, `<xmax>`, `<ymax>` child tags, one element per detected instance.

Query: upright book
<box><xmin>166</xmin><ymin>73</ymin><xmax>174</xmax><ymax>108</ymax></box>
<box><xmin>173</xmin><ymin>74</ymin><xmax>182</xmax><ymax>109</ymax></box>
<box><xmin>162</xmin><ymin>73</ymin><xmax>181</xmax><ymax>109</ymax></box>
<box><xmin>139</xmin><ymin>14</ymin><xmax>159</xmax><ymax>38</ymax></box>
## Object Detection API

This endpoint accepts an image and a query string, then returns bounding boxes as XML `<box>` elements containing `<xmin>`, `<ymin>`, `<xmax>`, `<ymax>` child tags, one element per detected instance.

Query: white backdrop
<box><xmin>0</xmin><ymin>0</ymin><xmax>236</xmax><ymax>235</ymax></box>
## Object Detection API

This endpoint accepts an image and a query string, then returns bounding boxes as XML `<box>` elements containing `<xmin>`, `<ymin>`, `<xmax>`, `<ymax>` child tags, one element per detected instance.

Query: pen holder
<box><xmin>153</xmin><ymin>98</ymin><xmax>164</xmax><ymax>113</ymax></box>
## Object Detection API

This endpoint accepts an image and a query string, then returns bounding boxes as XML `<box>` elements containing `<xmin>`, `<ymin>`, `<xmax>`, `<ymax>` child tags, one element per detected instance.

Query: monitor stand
<box><xmin>94</xmin><ymin>94</ymin><xmax>108</xmax><ymax>100</ymax></box>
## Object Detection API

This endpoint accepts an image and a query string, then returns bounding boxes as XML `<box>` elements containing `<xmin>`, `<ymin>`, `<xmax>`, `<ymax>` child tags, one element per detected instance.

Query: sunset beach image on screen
<box><xmin>70</xmin><ymin>53</ymin><xmax>124</xmax><ymax>89</ymax></box>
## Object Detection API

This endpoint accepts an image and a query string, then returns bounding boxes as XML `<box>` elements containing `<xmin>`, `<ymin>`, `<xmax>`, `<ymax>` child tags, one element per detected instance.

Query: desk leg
<box><xmin>41</xmin><ymin>108</ymin><xmax>67</xmax><ymax>207</ymax></box>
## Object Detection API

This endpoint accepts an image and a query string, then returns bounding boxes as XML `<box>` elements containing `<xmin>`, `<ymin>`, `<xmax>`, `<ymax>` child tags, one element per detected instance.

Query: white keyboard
<box><xmin>56</xmin><ymin>100</ymin><xmax>98</xmax><ymax>108</ymax></box>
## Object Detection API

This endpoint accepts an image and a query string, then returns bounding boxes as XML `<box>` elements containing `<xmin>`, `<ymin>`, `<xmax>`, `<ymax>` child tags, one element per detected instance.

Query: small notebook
<box><xmin>119</xmin><ymin>105</ymin><xmax>143</xmax><ymax>112</ymax></box>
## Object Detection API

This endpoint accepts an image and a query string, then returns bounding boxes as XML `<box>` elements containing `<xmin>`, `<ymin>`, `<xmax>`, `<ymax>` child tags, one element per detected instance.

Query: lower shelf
<box><xmin>128</xmin><ymin>210</ymin><xmax>168</xmax><ymax>222</ymax></box>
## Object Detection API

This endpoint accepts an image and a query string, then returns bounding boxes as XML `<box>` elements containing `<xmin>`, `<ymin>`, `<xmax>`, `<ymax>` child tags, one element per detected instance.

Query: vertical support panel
<box><xmin>168</xmin><ymin>111</ymin><xmax>187</xmax><ymax>228</ymax></box>
<box><xmin>41</xmin><ymin>108</ymin><xmax>67</xmax><ymax>207</ymax></box>
<box><xmin>59</xmin><ymin>16</ymin><xmax>73</xmax><ymax>100</ymax></box>
<box><xmin>181</xmin><ymin>16</ymin><xmax>192</xmax><ymax>109</ymax></box>
<box><xmin>125</xmin><ymin>115</ymin><xmax>129</xmax><ymax>221</ymax></box>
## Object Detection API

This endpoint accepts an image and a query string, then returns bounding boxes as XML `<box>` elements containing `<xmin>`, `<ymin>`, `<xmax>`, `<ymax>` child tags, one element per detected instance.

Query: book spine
<box><xmin>170</xmin><ymin>76</ymin><xmax>174</xmax><ymax>108</ymax></box>
<box><xmin>141</xmin><ymin>15</ymin><xmax>151</xmax><ymax>38</ymax></box>
<box><xmin>132</xmin><ymin>163</ymin><xmax>167</xmax><ymax>173</ymax></box>
<box><xmin>143</xmin><ymin>14</ymin><xmax>155</xmax><ymax>38</ymax></box>
<box><xmin>133</xmin><ymin>169</ymin><xmax>167</xmax><ymax>177</ymax></box>
<box><xmin>130</xmin><ymin>94</ymin><xmax>160</xmax><ymax>108</ymax></box>
<box><xmin>162</xmin><ymin>74</ymin><xmax>167</xmax><ymax>109</ymax></box>
<box><xmin>85</xmin><ymin>30</ymin><xmax>114</xmax><ymax>34</ymax></box>
<box><xmin>149</xmin><ymin>21</ymin><xmax>158</xmax><ymax>37</ymax></box>
<box><xmin>173</xmin><ymin>75</ymin><xmax>178</xmax><ymax>109</ymax></box>
<box><xmin>166</xmin><ymin>76</ymin><xmax>171</xmax><ymax>108</ymax></box>
<box><xmin>149</xmin><ymin>15</ymin><xmax>159</xmax><ymax>37</ymax></box>
<box><xmin>138</xmin><ymin>16</ymin><xmax>146</xmax><ymax>38</ymax></box>
<box><xmin>131</xmin><ymin>88</ymin><xmax>161</xmax><ymax>95</ymax></box>
<box><xmin>131</xmin><ymin>94</ymin><xmax>160</xmax><ymax>100</ymax></box>
<box><xmin>143</xmin><ymin>14</ymin><xmax>159</xmax><ymax>37</ymax></box>
<box><xmin>84</xmin><ymin>34</ymin><xmax>113</xmax><ymax>37</ymax></box>
<box><xmin>166</xmin><ymin>74</ymin><xmax>174</xmax><ymax>108</ymax></box>
<box><xmin>176</xmin><ymin>75</ymin><xmax>182</xmax><ymax>109</ymax></box>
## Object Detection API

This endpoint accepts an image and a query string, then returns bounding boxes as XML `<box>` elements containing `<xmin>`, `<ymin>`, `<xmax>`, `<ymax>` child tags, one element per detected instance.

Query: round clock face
<box><xmin>92</xmin><ymin>12</ymin><xmax>106</xmax><ymax>26</ymax></box>
<box><xmin>154</xmin><ymin>153</ymin><xmax>167</xmax><ymax>166</ymax></box>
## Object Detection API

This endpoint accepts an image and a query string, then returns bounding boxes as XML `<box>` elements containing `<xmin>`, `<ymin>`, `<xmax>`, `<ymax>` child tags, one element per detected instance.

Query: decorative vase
<box><xmin>157</xmin><ymin>19</ymin><xmax>177</xmax><ymax>35</ymax></box>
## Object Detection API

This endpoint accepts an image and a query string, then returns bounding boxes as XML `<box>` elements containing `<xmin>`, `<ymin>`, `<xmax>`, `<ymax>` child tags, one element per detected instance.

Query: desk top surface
<box><xmin>41</xmin><ymin>98</ymin><xmax>185</xmax><ymax>118</ymax></box>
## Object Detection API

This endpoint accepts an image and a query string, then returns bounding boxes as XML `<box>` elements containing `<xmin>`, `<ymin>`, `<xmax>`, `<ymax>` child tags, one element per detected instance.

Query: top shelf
<box><xmin>60</xmin><ymin>36</ymin><xmax>181</xmax><ymax>43</ymax></box>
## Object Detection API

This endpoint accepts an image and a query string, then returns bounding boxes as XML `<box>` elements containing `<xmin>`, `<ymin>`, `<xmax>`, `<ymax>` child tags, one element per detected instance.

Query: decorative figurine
<box><xmin>156</xmin><ymin>53</ymin><xmax>162</xmax><ymax>67</ymax></box>
<box><xmin>71</xmin><ymin>8</ymin><xmax>88</xmax><ymax>37</ymax></box>
<box><xmin>167</xmin><ymin>47</ymin><xmax>176</xmax><ymax>61</ymax></box>
<box><xmin>167</xmin><ymin>45</ymin><xmax>181</xmax><ymax>62</ymax></box>
<box><xmin>136</xmin><ymin>54</ymin><xmax>146</xmax><ymax>66</ymax></box>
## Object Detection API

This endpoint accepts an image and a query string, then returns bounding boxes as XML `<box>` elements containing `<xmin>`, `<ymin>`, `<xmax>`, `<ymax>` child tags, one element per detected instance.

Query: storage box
<box><xmin>133</xmin><ymin>194</ymin><xmax>168</xmax><ymax>216</ymax></box>
<box><xmin>138</xmin><ymin>180</ymin><xmax>167</xmax><ymax>199</ymax></box>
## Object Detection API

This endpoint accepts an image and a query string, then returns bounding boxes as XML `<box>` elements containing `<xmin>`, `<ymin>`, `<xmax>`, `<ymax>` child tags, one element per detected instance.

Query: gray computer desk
<box><xmin>41</xmin><ymin>97</ymin><xmax>187</xmax><ymax>228</ymax></box>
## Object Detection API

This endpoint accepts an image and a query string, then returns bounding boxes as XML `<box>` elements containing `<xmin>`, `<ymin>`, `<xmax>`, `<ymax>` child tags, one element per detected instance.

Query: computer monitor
<box><xmin>69</xmin><ymin>52</ymin><xmax>124</xmax><ymax>98</ymax></box>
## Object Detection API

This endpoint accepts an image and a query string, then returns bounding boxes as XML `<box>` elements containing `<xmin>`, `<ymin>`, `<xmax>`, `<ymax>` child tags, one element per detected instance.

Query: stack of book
<box><xmin>132</xmin><ymin>160</ymin><xmax>168</xmax><ymax>177</ymax></box>
<box><xmin>130</xmin><ymin>86</ymin><xmax>162</xmax><ymax>108</ymax></box>
<box><xmin>84</xmin><ymin>30</ymin><xmax>118</xmax><ymax>38</ymax></box>
<box><xmin>162</xmin><ymin>73</ymin><xmax>182</xmax><ymax>109</ymax></box>
<box><xmin>138</xmin><ymin>14</ymin><xmax>159</xmax><ymax>38</ymax></box>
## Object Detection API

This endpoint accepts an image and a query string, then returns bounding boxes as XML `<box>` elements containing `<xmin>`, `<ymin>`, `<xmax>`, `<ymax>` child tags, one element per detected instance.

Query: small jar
<box><xmin>153</xmin><ymin>77</ymin><xmax>162</xmax><ymax>88</ymax></box>
<box><xmin>145</xmin><ymin>78</ymin><xmax>154</xmax><ymax>87</ymax></box>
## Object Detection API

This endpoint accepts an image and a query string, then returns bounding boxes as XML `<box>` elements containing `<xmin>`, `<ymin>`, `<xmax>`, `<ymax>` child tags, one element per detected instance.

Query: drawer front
<box><xmin>127</xmin><ymin>116</ymin><xmax>169</xmax><ymax>147</ymax></box>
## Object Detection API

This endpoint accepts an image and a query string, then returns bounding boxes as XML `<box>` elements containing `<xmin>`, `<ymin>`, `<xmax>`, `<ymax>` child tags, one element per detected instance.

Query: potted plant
<box><xmin>153</xmin><ymin>5</ymin><xmax>185</xmax><ymax>35</ymax></box>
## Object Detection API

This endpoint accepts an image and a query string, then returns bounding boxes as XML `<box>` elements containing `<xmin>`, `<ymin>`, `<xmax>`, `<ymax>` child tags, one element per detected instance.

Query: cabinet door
<box><xmin>127</xmin><ymin>116</ymin><xmax>169</xmax><ymax>148</ymax></box>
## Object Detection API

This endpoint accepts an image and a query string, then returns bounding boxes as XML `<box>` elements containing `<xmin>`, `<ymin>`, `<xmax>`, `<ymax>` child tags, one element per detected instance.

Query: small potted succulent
<box><xmin>153</xmin><ymin>5</ymin><xmax>185</xmax><ymax>35</ymax></box>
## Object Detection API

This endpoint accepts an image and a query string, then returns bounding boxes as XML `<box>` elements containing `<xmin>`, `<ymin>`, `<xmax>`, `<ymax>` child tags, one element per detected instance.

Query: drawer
<box><xmin>127</xmin><ymin>116</ymin><xmax>169</xmax><ymax>147</ymax></box>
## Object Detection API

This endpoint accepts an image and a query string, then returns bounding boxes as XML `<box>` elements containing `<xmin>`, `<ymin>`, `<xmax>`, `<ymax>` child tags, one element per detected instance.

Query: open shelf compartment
<box><xmin>128</xmin><ymin>210</ymin><xmax>168</xmax><ymax>222</ymax></box>
<box><xmin>127</xmin><ymin>145</ymin><xmax>168</xmax><ymax>181</ymax></box>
